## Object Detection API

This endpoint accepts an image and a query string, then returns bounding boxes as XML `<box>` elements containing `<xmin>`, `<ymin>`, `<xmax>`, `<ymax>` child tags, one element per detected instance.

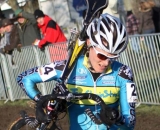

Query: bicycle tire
<box><xmin>8</xmin><ymin>116</ymin><xmax>61</xmax><ymax>130</ymax></box>
<box><xmin>8</xmin><ymin>116</ymin><xmax>37</xmax><ymax>130</ymax></box>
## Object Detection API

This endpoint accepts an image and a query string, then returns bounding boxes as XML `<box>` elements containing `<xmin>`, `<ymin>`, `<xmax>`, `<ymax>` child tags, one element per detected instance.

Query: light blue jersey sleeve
<box><xmin>17</xmin><ymin>61</ymin><xmax>66</xmax><ymax>99</ymax></box>
<box><xmin>116</xmin><ymin>65</ymin><xmax>137</xmax><ymax>130</ymax></box>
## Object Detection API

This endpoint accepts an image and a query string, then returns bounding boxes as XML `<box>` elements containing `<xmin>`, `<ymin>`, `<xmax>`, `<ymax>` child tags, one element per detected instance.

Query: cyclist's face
<box><xmin>87</xmin><ymin>40</ymin><xmax>116</xmax><ymax>73</ymax></box>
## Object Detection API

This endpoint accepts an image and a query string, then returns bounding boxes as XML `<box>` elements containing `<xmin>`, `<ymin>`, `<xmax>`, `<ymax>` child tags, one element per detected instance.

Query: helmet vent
<box><xmin>93</xmin><ymin>31</ymin><xmax>98</xmax><ymax>35</ymax></box>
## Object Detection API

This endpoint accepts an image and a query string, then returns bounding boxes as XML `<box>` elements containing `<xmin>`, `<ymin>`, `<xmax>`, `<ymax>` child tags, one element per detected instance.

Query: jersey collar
<box><xmin>83</xmin><ymin>54</ymin><xmax>112</xmax><ymax>74</ymax></box>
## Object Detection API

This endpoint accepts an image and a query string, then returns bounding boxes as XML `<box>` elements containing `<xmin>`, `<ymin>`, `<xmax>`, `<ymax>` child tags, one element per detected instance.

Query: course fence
<box><xmin>119</xmin><ymin>33</ymin><xmax>160</xmax><ymax>105</ymax></box>
<box><xmin>0</xmin><ymin>42</ymin><xmax>68</xmax><ymax>101</ymax></box>
<box><xmin>0</xmin><ymin>34</ymin><xmax>160</xmax><ymax>105</ymax></box>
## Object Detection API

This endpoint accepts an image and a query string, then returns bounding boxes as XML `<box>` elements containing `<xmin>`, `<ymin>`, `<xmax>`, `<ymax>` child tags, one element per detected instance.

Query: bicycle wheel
<box><xmin>8</xmin><ymin>117</ymin><xmax>36</xmax><ymax>130</ymax></box>
<box><xmin>8</xmin><ymin>117</ymin><xmax>61</xmax><ymax>130</ymax></box>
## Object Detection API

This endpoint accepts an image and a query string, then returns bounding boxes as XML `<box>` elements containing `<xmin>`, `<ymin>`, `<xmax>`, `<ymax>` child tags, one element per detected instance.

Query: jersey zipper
<box><xmin>88</xmin><ymin>70</ymin><xmax>104</xmax><ymax>130</ymax></box>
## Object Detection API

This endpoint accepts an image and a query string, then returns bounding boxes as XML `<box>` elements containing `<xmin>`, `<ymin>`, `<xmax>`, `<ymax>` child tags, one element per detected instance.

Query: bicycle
<box><xmin>8</xmin><ymin>0</ymin><xmax>113</xmax><ymax>129</ymax></box>
<box><xmin>8</xmin><ymin>80</ymin><xmax>118</xmax><ymax>130</ymax></box>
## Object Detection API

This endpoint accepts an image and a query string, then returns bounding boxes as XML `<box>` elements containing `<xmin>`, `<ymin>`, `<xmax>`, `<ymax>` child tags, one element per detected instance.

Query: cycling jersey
<box><xmin>17</xmin><ymin>55</ymin><xmax>137</xmax><ymax>130</ymax></box>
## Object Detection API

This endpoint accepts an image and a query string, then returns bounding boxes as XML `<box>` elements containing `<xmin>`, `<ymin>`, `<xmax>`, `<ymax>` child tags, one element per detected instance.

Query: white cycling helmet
<box><xmin>87</xmin><ymin>13</ymin><xmax>128</xmax><ymax>55</ymax></box>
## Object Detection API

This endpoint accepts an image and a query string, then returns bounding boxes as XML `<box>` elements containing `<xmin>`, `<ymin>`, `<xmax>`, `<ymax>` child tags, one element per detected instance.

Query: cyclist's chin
<box><xmin>94</xmin><ymin>67</ymin><xmax>106</xmax><ymax>73</ymax></box>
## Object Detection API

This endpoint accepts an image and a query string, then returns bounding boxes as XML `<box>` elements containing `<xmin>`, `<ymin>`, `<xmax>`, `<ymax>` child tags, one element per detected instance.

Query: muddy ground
<box><xmin>0</xmin><ymin>103</ymin><xmax>160</xmax><ymax>130</ymax></box>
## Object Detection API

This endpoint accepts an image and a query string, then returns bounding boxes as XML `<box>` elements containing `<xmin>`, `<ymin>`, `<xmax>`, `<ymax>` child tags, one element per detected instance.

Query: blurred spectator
<box><xmin>138</xmin><ymin>1</ymin><xmax>155</xmax><ymax>34</ymax></box>
<box><xmin>126</xmin><ymin>10</ymin><xmax>140</xmax><ymax>54</ymax></box>
<box><xmin>0</xmin><ymin>20</ymin><xmax>5</xmax><ymax>53</ymax></box>
<box><xmin>0</xmin><ymin>20</ymin><xmax>5</xmax><ymax>40</ymax></box>
<box><xmin>126</xmin><ymin>10</ymin><xmax>139</xmax><ymax>35</ymax></box>
<box><xmin>33</xmin><ymin>9</ymin><xmax>67</xmax><ymax>49</ymax></box>
<box><xmin>1</xmin><ymin>19</ymin><xmax>21</xmax><ymax>53</ymax></box>
<box><xmin>152</xmin><ymin>6</ymin><xmax>160</xmax><ymax>33</ymax></box>
<box><xmin>102</xmin><ymin>0</ymin><xmax>126</xmax><ymax>24</ymax></box>
<box><xmin>0</xmin><ymin>18</ymin><xmax>21</xmax><ymax>66</ymax></box>
<box><xmin>103</xmin><ymin>0</ymin><xmax>119</xmax><ymax>18</ymax></box>
<box><xmin>138</xmin><ymin>1</ymin><xmax>157</xmax><ymax>56</ymax></box>
<box><xmin>0</xmin><ymin>11</ymin><xmax>5</xmax><ymax>52</ymax></box>
<box><xmin>14</xmin><ymin>8</ymin><xmax>41</xmax><ymax>46</ymax></box>
<box><xmin>0</xmin><ymin>9</ymin><xmax>5</xmax><ymax>21</ymax></box>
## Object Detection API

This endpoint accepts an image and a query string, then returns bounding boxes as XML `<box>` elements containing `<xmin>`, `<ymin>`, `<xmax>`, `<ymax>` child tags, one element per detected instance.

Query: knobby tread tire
<box><xmin>8</xmin><ymin>116</ymin><xmax>59</xmax><ymax>130</ymax></box>
<box><xmin>8</xmin><ymin>116</ymin><xmax>36</xmax><ymax>130</ymax></box>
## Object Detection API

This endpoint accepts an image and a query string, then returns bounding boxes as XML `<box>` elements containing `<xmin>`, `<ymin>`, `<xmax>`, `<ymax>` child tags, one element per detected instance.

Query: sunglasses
<box><xmin>92</xmin><ymin>46</ymin><xmax>119</xmax><ymax>61</ymax></box>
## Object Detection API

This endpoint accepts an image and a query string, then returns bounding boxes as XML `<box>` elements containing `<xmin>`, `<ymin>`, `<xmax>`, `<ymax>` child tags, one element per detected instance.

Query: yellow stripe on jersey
<box><xmin>67</xmin><ymin>84</ymin><xmax>120</xmax><ymax>105</ymax></box>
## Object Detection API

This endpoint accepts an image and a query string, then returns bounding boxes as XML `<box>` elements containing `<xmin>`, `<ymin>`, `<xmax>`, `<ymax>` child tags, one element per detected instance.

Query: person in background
<box><xmin>152</xmin><ymin>6</ymin><xmax>160</xmax><ymax>33</ymax></box>
<box><xmin>0</xmin><ymin>20</ymin><xmax>5</xmax><ymax>40</ymax></box>
<box><xmin>0</xmin><ymin>19</ymin><xmax>21</xmax><ymax>66</ymax></box>
<box><xmin>126</xmin><ymin>10</ymin><xmax>139</xmax><ymax>35</ymax></box>
<box><xmin>103</xmin><ymin>0</ymin><xmax>119</xmax><ymax>18</ymax></box>
<box><xmin>138</xmin><ymin>1</ymin><xmax>156</xmax><ymax>56</ymax></box>
<box><xmin>0</xmin><ymin>11</ymin><xmax>5</xmax><ymax>53</ymax></box>
<box><xmin>126</xmin><ymin>10</ymin><xmax>140</xmax><ymax>54</ymax></box>
<box><xmin>138</xmin><ymin>1</ymin><xmax>155</xmax><ymax>34</ymax></box>
<box><xmin>17</xmin><ymin>13</ymin><xmax>137</xmax><ymax>130</ymax></box>
<box><xmin>33</xmin><ymin>9</ymin><xmax>67</xmax><ymax>49</ymax></box>
<box><xmin>0</xmin><ymin>20</ymin><xmax>5</xmax><ymax>54</ymax></box>
<box><xmin>14</xmin><ymin>8</ymin><xmax>41</xmax><ymax>47</ymax></box>
<box><xmin>102</xmin><ymin>0</ymin><xmax>126</xmax><ymax>24</ymax></box>
<box><xmin>0</xmin><ymin>9</ymin><xmax>5</xmax><ymax>21</ymax></box>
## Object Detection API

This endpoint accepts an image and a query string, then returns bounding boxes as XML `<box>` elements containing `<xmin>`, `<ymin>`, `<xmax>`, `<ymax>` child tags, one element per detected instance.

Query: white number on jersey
<box><xmin>126</xmin><ymin>83</ymin><xmax>137</xmax><ymax>103</ymax></box>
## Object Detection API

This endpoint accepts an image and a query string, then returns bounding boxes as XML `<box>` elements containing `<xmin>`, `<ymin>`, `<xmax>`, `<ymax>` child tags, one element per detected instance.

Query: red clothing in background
<box><xmin>37</xmin><ymin>15</ymin><xmax>67</xmax><ymax>48</ymax></box>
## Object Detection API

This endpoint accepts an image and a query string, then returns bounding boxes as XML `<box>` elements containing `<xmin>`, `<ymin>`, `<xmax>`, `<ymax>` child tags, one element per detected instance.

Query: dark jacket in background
<box><xmin>0</xmin><ymin>20</ymin><xmax>3</xmax><ymax>41</ymax></box>
<box><xmin>0</xmin><ymin>34</ymin><xmax>5</xmax><ymax>54</ymax></box>
<box><xmin>153</xmin><ymin>7</ymin><xmax>160</xmax><ymax>33</ymax></box>
<box><xmin>17</xmin><ymin>12</ymin><xmax>41</xmax><ymax>46</ymax></box>
<box><xmin>4</xmin><ymin>24</ymin><xmax>20</xmax><ymax>53</ymax></box>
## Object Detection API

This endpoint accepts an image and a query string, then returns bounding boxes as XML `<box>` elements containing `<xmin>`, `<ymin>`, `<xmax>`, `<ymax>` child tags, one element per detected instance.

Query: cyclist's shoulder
<box><xmin>76</xmin><ymin>55</ymin><xmax>85</xmax><ymax>63</ymax></box>
<box><xmin>112</xmin><ymin>61</ymin><xmax>133</xmax><ymax>81</ymax></box>
<box><xmin>79</xmin><ymin>55</ymin><xmax>85</xmax><ymax>59</ymax></box>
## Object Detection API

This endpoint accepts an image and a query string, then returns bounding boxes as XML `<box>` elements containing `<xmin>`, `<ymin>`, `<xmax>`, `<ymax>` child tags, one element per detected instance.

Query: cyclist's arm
<box><xmin>117</xmin><ymin>65</ymin><xmax>137</xmax><ymax>130</ymax></box>
<box><xmin>17</xmin><ymin>60</ymin><xmax>66</xmax><ymax>99</ymax></box>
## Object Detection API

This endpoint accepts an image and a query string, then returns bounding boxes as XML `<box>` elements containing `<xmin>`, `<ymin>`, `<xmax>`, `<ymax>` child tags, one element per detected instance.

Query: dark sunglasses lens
<box><xmin>97</xmin><ymin>53</ymin><xmax>107</xmax><ymax>60</ymax></box>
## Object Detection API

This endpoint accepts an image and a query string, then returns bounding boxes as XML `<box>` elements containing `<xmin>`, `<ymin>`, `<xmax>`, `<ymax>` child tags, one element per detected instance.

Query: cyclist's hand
<box><xmin>98</xmin><ymin>105</ymin><xmax>119</xmax><ymax>126</ymax></box>
<box><xmin>35</xmin><ymin>96</ymin><xmax>52</xmax><ymax>123</ymax></box>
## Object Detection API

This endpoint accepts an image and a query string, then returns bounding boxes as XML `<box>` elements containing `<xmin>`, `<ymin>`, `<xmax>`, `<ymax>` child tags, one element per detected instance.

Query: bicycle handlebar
<box><xmin>36</xmin><ymin>93</ymin><xmax>107</xmax><ymax>125</ymax></box>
